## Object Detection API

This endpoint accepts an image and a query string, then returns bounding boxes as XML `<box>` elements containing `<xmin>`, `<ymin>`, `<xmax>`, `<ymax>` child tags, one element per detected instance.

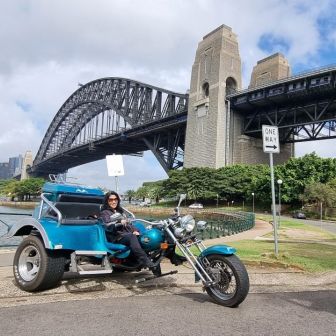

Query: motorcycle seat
<box><xmin>105</xmin><ymin>242</ymin><xmax>129</xmax><ymax>252</ymax></box>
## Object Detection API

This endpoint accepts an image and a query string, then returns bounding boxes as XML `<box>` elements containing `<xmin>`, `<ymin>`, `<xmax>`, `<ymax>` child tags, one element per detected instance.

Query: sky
<box><xmin>1</xmin><ymin>0</ymin><xmax>336</xmax><ymax>192</ymax></box>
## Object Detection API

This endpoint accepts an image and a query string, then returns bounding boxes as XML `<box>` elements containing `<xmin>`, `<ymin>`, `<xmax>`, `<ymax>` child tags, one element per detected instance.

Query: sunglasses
<box><xmin>108</xmin><ymin>197</ymin><xmax>118</xmax><ymax>201</ymax></box>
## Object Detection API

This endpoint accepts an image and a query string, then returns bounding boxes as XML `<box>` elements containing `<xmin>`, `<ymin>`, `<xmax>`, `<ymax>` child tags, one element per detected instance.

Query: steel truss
<box><xmin>32</xmin><ymin>78</ymin><xmax>188</xmax><ymax>175</ymax></box>
<box><xmin>242</xmin><ymin>97</ymin><xmax>336</xmax><ymax>142</ymax></box>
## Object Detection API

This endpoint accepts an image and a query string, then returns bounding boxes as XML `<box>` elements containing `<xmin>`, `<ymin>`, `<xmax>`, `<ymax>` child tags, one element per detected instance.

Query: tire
<box><xmin>13</xmin><ymin>235</ymin><xmax>66</xmax><ymax>292</ymax></box>
<box><xmin>204</xmin><ymin>254</ymin><xmax>249</xmax><ymax>307</ymax></box>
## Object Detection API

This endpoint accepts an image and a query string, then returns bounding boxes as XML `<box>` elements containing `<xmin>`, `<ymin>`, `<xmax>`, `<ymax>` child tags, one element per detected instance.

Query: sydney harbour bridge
<box><xmin>30</xmin><ymin>78</ymin><xmax>188</xmax><ymax>176</ymax></box>
<box><xmin>28</xmin><ymin>25</ymin><xmax>336</xmax><ymax>177</ymax></box>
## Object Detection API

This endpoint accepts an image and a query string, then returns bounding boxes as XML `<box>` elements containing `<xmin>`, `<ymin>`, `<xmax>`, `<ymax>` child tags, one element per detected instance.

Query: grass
<box><xmin>184</xmin><ymin>240</ymin><xmax>336</xmax><ymax>273</ymax></box>
<box><xmin>229</xmin><ymin>240</ymin><xmax>336</xmax><ymax>273</ymax></box>
<box><xmin>181</xmin><ymin>214</ymin><xmax>336</xmax><ymax>273</ymax></box>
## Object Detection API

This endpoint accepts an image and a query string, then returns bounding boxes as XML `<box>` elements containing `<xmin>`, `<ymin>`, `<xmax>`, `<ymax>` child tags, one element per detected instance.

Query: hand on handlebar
<box><xmin>121</xmin><ymin>219</ymin><xmax>128</xmax><ymax>225</ymax></box>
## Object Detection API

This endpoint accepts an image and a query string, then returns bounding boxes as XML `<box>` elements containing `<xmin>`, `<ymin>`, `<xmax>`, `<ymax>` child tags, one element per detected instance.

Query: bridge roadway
<box><xmin>30</xmin><ymin>112</ymin><xmax>187</xmax><ymax>177</ymax></box>
<box><xmin>228</xmin><ymin>64</ymin><xmax>336</xmax><ymax>143</ymax></box>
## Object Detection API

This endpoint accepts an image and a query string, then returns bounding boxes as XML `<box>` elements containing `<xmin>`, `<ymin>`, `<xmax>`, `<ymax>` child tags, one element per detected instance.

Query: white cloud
<box><xmin>0</xmin><ymin>0</ymin><xmax>335</xmax><ymax>189</ymax></box>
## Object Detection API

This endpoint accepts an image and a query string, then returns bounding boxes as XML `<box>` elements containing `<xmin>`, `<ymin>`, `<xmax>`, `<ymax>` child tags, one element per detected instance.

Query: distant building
<box><xmin>0</xmin><ymin>162</ymin><xmax>9</xmax><ymax>179</ymax></box>
<box><xmin>8</xmin><ymin>155</ymin><xmax>23</xmax><ymax>177</ymax></box>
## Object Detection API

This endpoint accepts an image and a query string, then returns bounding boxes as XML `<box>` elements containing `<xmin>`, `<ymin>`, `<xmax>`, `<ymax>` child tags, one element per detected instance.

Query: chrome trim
<box><xmin>40</xmin><ymin>193</ymin><xmax>62</xmax><ymax>225</ymax></box>
<box><xmin>122</xmin><ymin>207</ymin><xmax>136</xmax><ymax>219</ymax></box>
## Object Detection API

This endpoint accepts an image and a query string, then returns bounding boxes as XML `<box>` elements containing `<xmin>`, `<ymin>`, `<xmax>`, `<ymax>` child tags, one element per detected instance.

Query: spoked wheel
<box><xmin>13</xmin><ymin>235</ymin><xmax>66</xmax><ymax>292</ymax></box>
<box><xmin>204</xmin><ymin>254</ymin><xmax>249</xmax><ymax>307</ymax></box>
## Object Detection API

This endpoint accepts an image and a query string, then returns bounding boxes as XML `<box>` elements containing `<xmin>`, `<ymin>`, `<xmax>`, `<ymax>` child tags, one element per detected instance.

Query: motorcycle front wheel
<box><xmin>204</xmin><ymin>254</ymin><xmax>249</xmax><ymax>307</ymax></box>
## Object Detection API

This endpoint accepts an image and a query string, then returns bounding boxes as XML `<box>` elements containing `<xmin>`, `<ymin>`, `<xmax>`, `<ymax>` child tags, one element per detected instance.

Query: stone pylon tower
<box><xmin>249</xmin><ymin>53</ymin><xmax>291</xmax><ymax>88</ymax></box>
<box><xmin>184</xmin><ymin>24</ymin><xmax>242</xmax><ymax>168</ymax></box>
<box><xmin>184</xmin><ymin>26</ymin><xmax>293</xmax><ymax>168</ymax></box>
<box><xmin>232</xmin><ymin>53</ymin><xmax>293</xmax><ymax>165</ymax></box>
<box><xmin>21</xmin><ymin>150</ymin><xmax>33</xmax><ymax>180</ymax></box>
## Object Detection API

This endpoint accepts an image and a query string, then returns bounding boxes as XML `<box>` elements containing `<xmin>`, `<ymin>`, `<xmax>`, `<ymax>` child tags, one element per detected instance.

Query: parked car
<box><xmin>189</xmin><ymin>203</ymin><xmax>203</xmax><ymax>209</ymax></box>
<box><xmin>292</xmin><ymin>211</ymin><xmax>306</xmax><ymax>219</ymax></box>
<box><xmin>139</xmin><ymin>201</ymin><xmax>151</xmax><ymax>207</ymax></box>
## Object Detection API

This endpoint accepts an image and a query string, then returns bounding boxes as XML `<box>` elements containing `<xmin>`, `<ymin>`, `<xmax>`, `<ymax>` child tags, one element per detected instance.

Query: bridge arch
<box><xmin>32</xmin><ymin>78</ymin><xmax>188</xmax><ymax>176</ymax></box>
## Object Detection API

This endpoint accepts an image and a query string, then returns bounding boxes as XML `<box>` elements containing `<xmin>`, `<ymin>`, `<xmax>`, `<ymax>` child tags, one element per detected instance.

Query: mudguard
<box><xmin>198</xmin><ymin>244</ymin><xmax>236</xmax><ymax>258</ymax></box>
<box><xmin>6</xmin><ymin>217</ymin><xmax>52</xmax><ymax>249</ymax></box>
<box><xmin>195</xmin><ymin>245</ymin><xmax>236</xmax><ymax>283</ymax></box>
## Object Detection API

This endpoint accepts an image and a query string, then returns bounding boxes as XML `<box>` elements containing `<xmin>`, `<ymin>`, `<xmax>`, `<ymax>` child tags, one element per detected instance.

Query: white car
<box><xmin>139</xmin><ymin>201</ymin><xmax>151</xmax><ymax>207</ymax></box>
<box><xmin>188</xmin><ymin>203</ymin><xmax>203</xmax><ymax>209</ymax></box>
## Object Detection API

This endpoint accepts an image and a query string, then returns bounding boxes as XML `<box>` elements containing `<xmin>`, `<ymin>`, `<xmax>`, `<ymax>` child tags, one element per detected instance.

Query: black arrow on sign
<box><xmin>266</xmin><ymin>145</ymin><xmax>277</xmax><ymax>149</ymax></box>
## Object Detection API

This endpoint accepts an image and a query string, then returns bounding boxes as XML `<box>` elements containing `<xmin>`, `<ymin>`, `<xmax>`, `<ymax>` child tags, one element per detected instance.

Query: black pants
<box><xmin>118</xmin><ymin>233</ymin><xmax>150</xmax><ymax>264</ymax></box>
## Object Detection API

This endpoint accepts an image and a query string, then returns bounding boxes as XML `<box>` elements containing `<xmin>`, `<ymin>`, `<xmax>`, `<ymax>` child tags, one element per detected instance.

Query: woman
<box><xmin>100</xmin><ymin>191</ymin><xmax>155</xmax><ymax>270</ymax></box>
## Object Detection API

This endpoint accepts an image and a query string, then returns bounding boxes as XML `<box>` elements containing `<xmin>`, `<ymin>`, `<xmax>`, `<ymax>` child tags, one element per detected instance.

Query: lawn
<box><xmin>229</xmin><ymin>240</ymin><xmax>336</xmax><ymax>272</ymax></box>
<box><xmin>185</xmin><ymin>215</ymin><xmax>336</xmax><ymax>273</ymax></box>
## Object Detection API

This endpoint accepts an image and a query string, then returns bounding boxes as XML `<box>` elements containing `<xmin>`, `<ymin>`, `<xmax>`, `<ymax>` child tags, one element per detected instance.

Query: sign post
<box><xmin>106</xmin><ymin>154</ymin><xmax>125</xmax><ymax>194</ymax></box>
<box><xmin>262</xmin><ymin>125</ymin><xmax>280</xmax><ymax>256</ymax></box>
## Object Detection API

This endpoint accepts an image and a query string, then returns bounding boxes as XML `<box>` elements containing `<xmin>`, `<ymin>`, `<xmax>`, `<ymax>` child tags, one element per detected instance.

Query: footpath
<box><xmin>0</xmin><ymin>220</ymin><xmax>335</xmax><ymax>308</ymax></box>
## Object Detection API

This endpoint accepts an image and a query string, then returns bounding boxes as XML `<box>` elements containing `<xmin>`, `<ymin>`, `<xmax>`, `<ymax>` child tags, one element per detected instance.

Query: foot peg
<box><xmin>135</xmin><ymin>270</ymin><xmax>178</xmax><ymax>284</ymax></box>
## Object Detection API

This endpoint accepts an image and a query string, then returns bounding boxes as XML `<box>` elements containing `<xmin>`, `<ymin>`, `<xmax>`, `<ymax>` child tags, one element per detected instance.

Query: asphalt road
<box><xmin>282</xmin><ymin>215</ymin><xmax>336</xmax><ymax>234</ymax></box>
<box><xmin>0</xmin><ymin>291</ymin><xmax>335</xmax><ymax>336</ymax></box>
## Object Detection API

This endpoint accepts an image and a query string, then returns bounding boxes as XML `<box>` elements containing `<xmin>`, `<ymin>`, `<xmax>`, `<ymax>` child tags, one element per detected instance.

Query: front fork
<box><xmin>164</xmin><ymin>227</ymin><xmax>214</xmax><ymax>286</ymax></box>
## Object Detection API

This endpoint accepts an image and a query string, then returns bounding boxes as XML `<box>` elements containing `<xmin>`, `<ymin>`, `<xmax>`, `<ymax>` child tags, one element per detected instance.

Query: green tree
<box><xmin>124</xmin><ymin>189</ymin><xmax>136</xmax><ymax>203</ymax></box>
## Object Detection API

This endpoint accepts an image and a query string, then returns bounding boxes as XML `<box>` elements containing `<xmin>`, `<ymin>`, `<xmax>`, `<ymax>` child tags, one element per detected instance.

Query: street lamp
<box><xmin>251</xmin><ymin>192</ymin><xmax>255</xmax><ymax>213</ymax></box>
<box><xmin>277</xmin><ymin>179</ymin><xmax>283</xmax><ymax>228</ymax></box>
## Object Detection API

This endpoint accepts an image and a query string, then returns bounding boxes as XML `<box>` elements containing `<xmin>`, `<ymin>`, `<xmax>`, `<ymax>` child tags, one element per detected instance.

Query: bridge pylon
<box><xmin>184</xmin><ymin>25</ymin><xmax>293</xmax><ymax>168</ymax></box>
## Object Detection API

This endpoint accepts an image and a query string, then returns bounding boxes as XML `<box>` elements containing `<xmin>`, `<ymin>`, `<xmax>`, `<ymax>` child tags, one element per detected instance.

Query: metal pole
<box><xmin>320</xmin><ymin>202</ymin><xmax>323</xmax><ymax>229</ymax></box>
<box><xmin>115</xmin><ymin>176</ymin><xmax>119</xmax><ymax>194</ymax></box>
<box><xmin>252</xmin><ymin>193</ymin><xmax>255</xmax><ymax>213</ymax></box>
<box><xmin>278</xmin><ymin>185</ymin><xmax>281</xmax><ymax>228</ymax></box>
<box><xmin>269</xmin><ymin>153</ymin><xmax>279</xmax><ymax>256</ymax></box>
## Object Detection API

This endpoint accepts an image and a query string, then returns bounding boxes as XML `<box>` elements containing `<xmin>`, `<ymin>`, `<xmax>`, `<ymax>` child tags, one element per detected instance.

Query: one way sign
<box><xmin>262</xmin><ymin>125</ymin><xmax>280</xmax><ymax>154</ymax></box>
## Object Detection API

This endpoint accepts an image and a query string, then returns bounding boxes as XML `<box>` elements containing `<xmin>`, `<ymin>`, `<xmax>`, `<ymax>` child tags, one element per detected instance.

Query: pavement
<box><xmin>0</xmin><ymin>220</ymin><xmax>335</xmax><ymax>308</ymax></box>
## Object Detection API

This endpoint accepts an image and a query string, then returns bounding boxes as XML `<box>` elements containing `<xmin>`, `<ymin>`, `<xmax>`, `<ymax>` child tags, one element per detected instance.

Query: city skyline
<box><xmin>1</xmin><ymin>1</ymin><xmax>336</xmax><ymax>191</ymax></box>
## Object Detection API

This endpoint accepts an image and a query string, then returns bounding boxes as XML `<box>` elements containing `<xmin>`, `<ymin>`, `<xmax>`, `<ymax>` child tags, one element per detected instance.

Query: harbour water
<box><xmin>0</xmin><ymin>206</ymin><xmax>33</xmax><ymax>248</ymax></box>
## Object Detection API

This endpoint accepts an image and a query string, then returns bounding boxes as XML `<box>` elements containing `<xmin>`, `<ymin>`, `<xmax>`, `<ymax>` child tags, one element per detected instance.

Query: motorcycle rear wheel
<box><xmin>204</xmin><ymin>254</ymin><xmax>249</xmax><ymax>307</ymax></box>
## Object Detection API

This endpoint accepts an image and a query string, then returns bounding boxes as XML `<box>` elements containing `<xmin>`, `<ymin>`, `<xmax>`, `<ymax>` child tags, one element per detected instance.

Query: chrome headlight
<box><xmin>174</xmin><ymin>227</ymin><xmax>185</xmax><ymax>238</ymax></box>
<box><xmin>196</xmin><ymin>220</ymin><xmax>207</xmax><ymax>231</ymax></box>
<box><xmin>180</xmin><ymin>215</ymin><xmax>195</xmax><ymax>233</ymax></box>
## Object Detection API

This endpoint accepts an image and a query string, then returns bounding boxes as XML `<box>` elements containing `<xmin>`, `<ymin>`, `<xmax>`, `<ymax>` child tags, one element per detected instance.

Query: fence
<box><xmin>131</xmin><ymin>207</ymin><xmax>255</xmax><ymax>240</ymax></box>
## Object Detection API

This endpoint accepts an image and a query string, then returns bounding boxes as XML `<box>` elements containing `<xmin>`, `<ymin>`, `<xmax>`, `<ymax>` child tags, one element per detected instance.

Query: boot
<box><xmin>138</xmin><ymin>256</ymin><xmax>155</xmax><ymax>270</ymax></box>
<box><xmin>170</xmin><ymin>253</ymin><xmax>187</xmax><ymax>266</ymax></box>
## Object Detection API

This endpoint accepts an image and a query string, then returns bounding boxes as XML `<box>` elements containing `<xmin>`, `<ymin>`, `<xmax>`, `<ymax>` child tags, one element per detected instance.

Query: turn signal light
<box><xmin>160</xmin><ymin>242</ymin><xmax>169</xmax><ymax>250</ymax></box>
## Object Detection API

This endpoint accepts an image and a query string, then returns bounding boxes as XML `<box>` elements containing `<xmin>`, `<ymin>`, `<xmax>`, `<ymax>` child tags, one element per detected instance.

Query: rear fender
<box><xmin>6</xmin><ymin>217</ymin><xmax>51</xmax><ymax>248</ymax></box>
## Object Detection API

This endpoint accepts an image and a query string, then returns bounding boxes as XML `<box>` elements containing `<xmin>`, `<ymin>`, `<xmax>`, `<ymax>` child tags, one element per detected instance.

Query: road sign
<box><xmin>262</xmin><ymin>125</ymin><xmax>280</xmax><ymax>154</ymax></box>
<box><xmin>106</xmin><ymin>154</ymin><xmax>124</xmax><ymax>176</ymax></box>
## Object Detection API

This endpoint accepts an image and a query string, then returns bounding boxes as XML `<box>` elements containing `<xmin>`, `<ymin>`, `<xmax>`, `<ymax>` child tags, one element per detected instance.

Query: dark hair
<box><xmin>102</xmin><ymin>191</ymin><xmax>123</xmax><ymax>214</ymax></box>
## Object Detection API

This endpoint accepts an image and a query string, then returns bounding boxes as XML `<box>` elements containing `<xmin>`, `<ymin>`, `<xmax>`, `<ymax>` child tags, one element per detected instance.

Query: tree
<box><xmin>124</xmin><ymin>189</ymin><xmax>136</xmax><ymax>203</ymax></box>
<box><xmin>135</xmin><ymin>185</ymin><xmax>150</xmax><ymax>201</ymax></box>
<box><xmin>0</xmin><ymin>178</ymin><xmax>45</xmax><ymax>201</ymax></box>
<box><xmin>300</xmin><ymin>182</ymin><xmax>336</xmax><ymax>217</ymax></box>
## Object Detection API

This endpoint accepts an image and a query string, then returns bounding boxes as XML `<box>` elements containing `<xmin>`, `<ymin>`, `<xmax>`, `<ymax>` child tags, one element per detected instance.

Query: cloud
<box><xmin>0</xmin><ymin>0</ymin><xmax>336</xmax><ymax>189</ymax></box>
